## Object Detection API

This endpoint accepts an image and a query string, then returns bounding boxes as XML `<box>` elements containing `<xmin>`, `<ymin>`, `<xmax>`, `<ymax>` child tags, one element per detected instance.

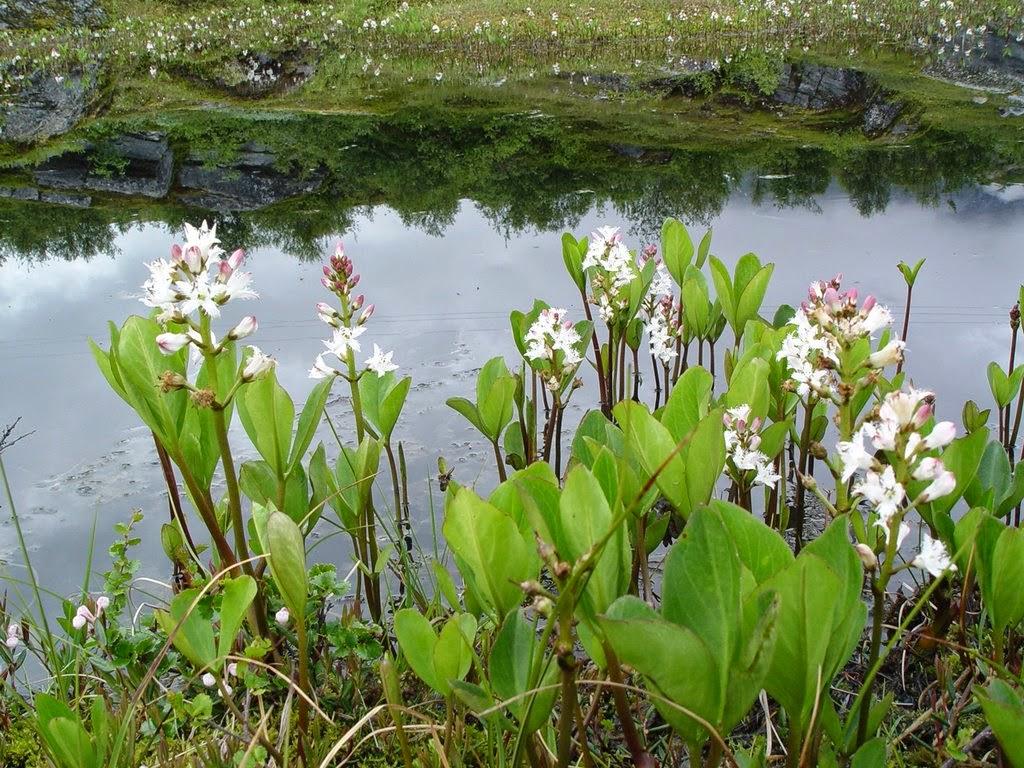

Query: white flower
<box><xmin>754</xmin><ymin>461</ymin><xmax>781</xmax><ymax>487</ymax></box>
<box><xmin>880</xmin><ymin>389</ymin><xmax>933</xmax><ymax>429</ymax></box>
<box><xmin>726</xmin><ymin>405</ymin><xmax>752</xmax><ymax>425</ymax></box>
<box><xmin>649</xmin><ymin>262</ymin><xmax>673</xmax><ymax>298</ymax></box>
<box><xmin>202</xmin><ymin>672</ymin><xmax>217</xmax><ymax>688</ymax></box>
<box><xmin>912</xmin><ymin>533</ymin><xmax>956</xmax><ymax>577</ymax></box>
<box><xmin>214</xmin><ymin>269</ymin><xmax>258</xmax><ymax>302</ymax></box>
<box><xmin>647</xmin><ymin>312</ymin><xmax>678</xmax><ymax>365</ymax></box>
<box><xmin>854</xmin><ymin>466</ymin><xmax>905</xmax><ymax>526</ymax></box>
<box><xmin>867</xmin><ymin>339</ymin><xmax>905</xmax><ymax>368</ymax></box>
<box><xmin>242</xmin><ymin>346</ymin><xmax>276</xmax><ymax>381</ymax></box>
<box><xmin>156</xmin><ymin>332</ymin><xmax>191</xmax><ymax>355</ymax></box>
<box><xmin>181</xmin><ymin>220</ymin><xmax>223</xmax><ymax>271</ymax></box>
<box><xmin>875</xmin><ymin>519</ymin><xmax>910</xmax><ymax>548</ymax></box>
<box><xmin>365</xmin><ymin>344</ymin><xmax>398</xmax><ymax>375</ymax></box>
<box><xmin>5</xmin><ymin>623</ymin><xmax>21</xmax><ymax>650</ymax></box>
<box><xmin>836</xmin><ymin>426</ymin><xmax>876</xmax><ymax>482</ymax></box>
<box><xmin>308</xmin><ymin>353</ymin><xmax>336</xmax><ymax>380</ymax></box>
<box><xmin>325</xmin><ymin>326</ymin><xmax>365</xmax><ymax>360</ymax></box>
<box><xmin>275</xmin><ymin>607</ymin><xmax>290</xmax><ymax>626</ymax></box>
<box><xmin>177</xmin><ymin>274</ymin><xmax>221</xmax><ymax>317</ymax></box>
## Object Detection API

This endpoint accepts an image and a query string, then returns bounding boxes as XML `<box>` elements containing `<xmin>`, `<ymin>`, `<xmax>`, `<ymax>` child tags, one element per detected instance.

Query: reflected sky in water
<box><xmin>1</xmin><ymin>180</ymin><xmax>1022</xmax><ymax>598</ymax></box>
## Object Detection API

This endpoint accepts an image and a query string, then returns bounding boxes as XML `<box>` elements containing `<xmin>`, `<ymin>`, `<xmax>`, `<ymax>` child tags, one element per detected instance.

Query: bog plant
<box><xmin>3</xmin><ymin>217</ymin><xmax>1024</xmax><ymax>768</ymax></box>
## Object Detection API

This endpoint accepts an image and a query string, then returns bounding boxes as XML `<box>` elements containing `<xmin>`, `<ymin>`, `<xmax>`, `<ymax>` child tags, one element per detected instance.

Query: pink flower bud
<box><xmin>323</xmin><ymin>265</ymin><xmax>333</xmax><ymax>278</ymax></box>
<box><xmin>321</xmin><ymin>276</ymin><xmax>333</xmax><ymax>291</ymax></box>
<box><xmin>349</xmin><ymin>273</ymin><xmax>360</xmax><ymax>287</ymax></box>
<box><xmin>861</xmin><ymin>295</ymin><xmax>876</xmax><ymax>313</ymax></box>
<box><xmin>845</xmin><ymin>287</ymin><xmax>858</xmax><ymax>303</ymax></box>
<box><xmin>183</xmin><ymin>245</ymin><xmax>203</xmax><ymax>273</ymax></box>
<box><xmin>170</xmin><ymin>243</ymin><xmax>183</xmax><ymax>262</ymax></box>
<box><xmin>912</xmin><ymin>403</ymin><xmax>934</xmax><ymax>429</ymax></box>
<box><xmin>334</xmin><ymin>241</ymin><xmax>345</xmax><ymax>257</ymax></box>
<box><xmin>227</xmin><ymin>248</ymin><xmax>245</xmax><ymax>270</ymax></box>
<box><xmin>219</xmin><ymin>259</ymin><xmax>232</xmax><ymax>277</ymax></box>
<box><xmin>351</xmin><ymin>294</ymin><xmax>364</xmax><ymax>311</ymax></box>
<box><xmin>359</xmin><ymin>304</ymin><xmax>375</xmax><ymax>324</ymax></box>
<box><xmin>156</xmin><ymin>332</ymin><xmax>191</xmax><ymax>355</ymax></box>
<box><xmin>228</xmin><ymin>315</ymin><xmax>258</xmax><ymax>340</ymax></box>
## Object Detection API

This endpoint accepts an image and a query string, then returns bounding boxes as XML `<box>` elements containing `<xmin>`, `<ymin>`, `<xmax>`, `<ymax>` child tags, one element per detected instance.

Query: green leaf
<box><xmin>602</xmin><ymin>596</ymin><xmax>719</xmax><ymax>748</ymax></box>
<box><xmin>287</xmin><ymin>376</ymin><xmax>334</xmax><ymax>474</ymax></box>
<box><xmin>394</xmin><ymin>609</ymin><xmax>443</xmax><ymax>694</ymax></box>
<box><xmin>266</xmin><ymin>511</ymin><xmax>308</xmax><ymax>622</ymax></box>
<box><xmin>236</xmin><ymin>369</ymin><xmax>294</xmax><ymax>477</ymax></box>
<box><xmin>217</xmin><ymin>576</ymin><xmax>257</xmax><ymax>664</ymax></box>
<box><xmin>661</xmin><ymin>509</ymin><xmax>741</xmax><ymax>687</ymax></box>
<box><xmin>614</xmin><ymin>400</ymin><xmax>689</xmax><ymax>514</ymax></box>
<box><xmin>710</xmin><ymin>500</ymin><xmax>794</xmax><ymax>584</ymax></box>
<box><xmin>155</xmin><ymin>589</ymin><xmax>216</xmax><ymax>670</ymax></box>
<box><xmin>661</xmin><ymin>217</ymin><xmax>694</xmax><ymax>286</ymax></box>
<box><xmin>444</xmin><ymin>487</ymin><xmax>539</xmax><ymax>618</ymax></box>
<box><xmin>976</xmin><ymin>680</ymin><xmax>1024</xmax><ymax>767</ymax></box>
<box><xmin>447</xmin><ymin>396</ymin><xmax>484</xmax><ymax>434</ymax></box>
<box><xmin>661</xmin><ymin>366</ymin><xmax>714</xmax><ymax>440</ymax></box>
<box><xmin>491</xmin><ymin>609</ymin><xmax>558</xmax><ymax>733</ymax></box>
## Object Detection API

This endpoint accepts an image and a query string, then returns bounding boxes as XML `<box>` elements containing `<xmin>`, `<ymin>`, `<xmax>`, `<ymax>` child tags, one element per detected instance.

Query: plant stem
<box><xmin>493</xmin><ymin>439</ymin><xmax>508</xmax><ymax>483</ymax></box>
<box><xmin>896</xmin><ymin>283</ymin><xmax>913</xmax><ymax>376</ymax></box>
<box><xmin>605</xmin><ymin>647</ymin><xmax>656</xmax><ymax>768</ymax></box>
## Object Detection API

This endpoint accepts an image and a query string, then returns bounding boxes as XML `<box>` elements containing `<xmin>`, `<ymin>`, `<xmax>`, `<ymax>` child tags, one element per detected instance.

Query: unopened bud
<box><xmin>855</xmin><ymin>543</ymin><xmax>877</xmax><ymax>570</ymax></box>
<box><xmin>532</xmin><ymin>596</ymin><xmax>553</xmax><ymax>618</ymax></box>
<box><xmin>351</xmin><ymin>294</ymin><xmax>364</xmax><ymax>311</ymax></box>
<box><xmin>809</xmin><ymin>441</ymin><xmax>827</xmax><ymax>460</ymax></box>
<box><xmin>359</xmin><ymin>304</ymin><xmax>375</xmax><ymax>325</ymax></box>
<box><xmin>228</xmin><ymin>315</ymin><xmax>257</xmax><ymax>340</ymax></box>
<box><xmin>227</xmin><ymin>248</ymin><xmax>245</xmax><ymax>271</ymax></box>
<box><xmin>1011</xmin><ymin>304</ymin><xmax>1020</xmax><ymax>330</ymax></box>
<box><xmin>800</xmin><ymin>473</ymin><xmax>817</xmax><ymax>491</ymax></box>
<box><xmin>156</xmin><ymin>332</ymin><xmax>191</xmax><ymax>355</ymax></box>
<box><xmin>170</xmin><ymin>243</ymin><xmax>183</xmax><ymax>263</ymax></box>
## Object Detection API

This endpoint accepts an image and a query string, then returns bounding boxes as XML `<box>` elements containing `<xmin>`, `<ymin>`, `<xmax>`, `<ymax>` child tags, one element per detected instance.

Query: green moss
<box><xmin>0</xmin><ymin>716</ymin><xmax>44</xmax><ymax>768</ymax></box>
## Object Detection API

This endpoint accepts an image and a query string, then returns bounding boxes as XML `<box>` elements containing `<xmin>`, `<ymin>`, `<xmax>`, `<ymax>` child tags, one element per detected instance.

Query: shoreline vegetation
<box><xmin>4</xmin><ymin>216</ymin><xmax>1024</xmax><ymax>768</ymax></box>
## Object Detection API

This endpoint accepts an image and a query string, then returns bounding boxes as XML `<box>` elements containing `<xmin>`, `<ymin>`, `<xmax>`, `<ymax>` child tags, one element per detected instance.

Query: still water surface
<box><xmin>1</xmin><ymin>179</ymin><xmax>1022</xmax><ymax>597</ymax></box>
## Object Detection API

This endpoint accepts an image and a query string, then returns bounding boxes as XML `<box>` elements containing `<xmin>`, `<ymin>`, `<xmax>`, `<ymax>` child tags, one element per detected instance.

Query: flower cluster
<box><xmin>5</xmin><ymin>623</ymin><xmax>22</xmax><ymax>650</ymax></box>
<box><xmin>309</xmin><ymin>243</ymin><xmax>398</xmax><ymax>379</ymax></box>
<box><xmin>836</xmin><ymin>387</ymin><xmax>957</xmax><ymax>576</ymax></box>
<box><xmin>778</xmin><ymin>275</ymin><xmax>900</xmax><ymax>399</ymax></box>
<box><xmin>582</xmin><ymin>226</ymin><xmax>637</xmax><ymax>323</ymax></box>
<box><xmin>72</xmin><ymin>595</ymin><xmax>110</xmax><ymax>631</ymax></box>
<box><xmin>145</xmin><ymin>222</ymin><xmax>275</xmax><ymax>381</ymax></box>
<box><xmin>142</xmin><ymin>221</ymin><xmax>257</xmax><ymax>324</ymax></box>
<box><xmin>524</xmin><ymin>307</ymin><xmax>584</xmax><ymax>390</ymax></box>
<box><xmin>723</xmin><ymin>405</ymin><xmax>781</xmax><ymax>488</ymax></box>
<box><xmin>646</xmin><ymin>297</ymin><xmax>680</xmax><ymax>366</ymax></box>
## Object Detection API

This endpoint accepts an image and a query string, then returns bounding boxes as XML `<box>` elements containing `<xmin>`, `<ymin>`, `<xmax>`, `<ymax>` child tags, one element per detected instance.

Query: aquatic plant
<box><xmin>3</xmin><ymin>216</ymin><xmax>1024</xmax><ymax>768</ymax></box>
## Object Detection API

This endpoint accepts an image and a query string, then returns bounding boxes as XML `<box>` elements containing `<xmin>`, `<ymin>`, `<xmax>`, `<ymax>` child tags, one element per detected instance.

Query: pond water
<box><xmin>0</xmin><ymin>87</ymin><xmax>1019</xmax><ymax>602</ymax></box>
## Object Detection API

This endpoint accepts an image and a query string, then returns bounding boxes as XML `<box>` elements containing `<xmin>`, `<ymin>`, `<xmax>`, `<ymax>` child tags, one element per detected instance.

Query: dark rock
<box><xmin>0</xmin><ymin>0</ymin><xmax>105</xmax><ymax>29</ymax></box>
<box><xmin>571</xmin><ymin>72</ymin><xmax>634</xmax><ymax>92</ymax></box>
<box><xmin>645</xmin><ymin>58</ymin><xmax>721</xmax><ymax>94</ymax></box>
<box><xmin>0</xmin><ymin>184</ymin><xmax>39</xmax><ymax>200</ymax></box>
<box><xmin>862</xmin><ymin>94</ymin><xmax>905</xmax><ymax>136</ymax></box>
<box><xmin>39</xmin><ymin>190</ymin><xmax>90</xmax><ymax>206</ymax></box>
<box><xmin>772</xmin><ymin>63</ymin><xmax>870</xmax><ymax>110</ymax></box>
<box><xmin>33</xmin><ymin>131</ymin><xmax>173</xmax><ymax>198</ymax></box>
<box><xmin>976</xmin><ymin>33</ymin><xmax>1024</xmax><ymax>82</ymax></box>
<box><xmin>208</xmin><ymin>51</ymin><xmax>316</xmax><ymax>97</ymax></box>
<box><xmin>178</xmin><ymin>145</ymin><xmax>324</xmax><ymax>211</ymax></box>
<box><xmin>1000</xmin><ymin>94</ymin><xmax>1024</xmax><ymax>118</ymax></box>
<box><xmin>0</xmin><ymin>65</ymin><xmax>103</xmax><ymax>143</ymax></box>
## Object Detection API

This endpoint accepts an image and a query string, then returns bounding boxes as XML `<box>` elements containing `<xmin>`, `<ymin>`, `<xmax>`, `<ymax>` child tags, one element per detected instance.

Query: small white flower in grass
<box><xmin>95</xmin><ymin>596</ymin><xmax>110</xmax><ymax>612</ymax></box>
<box><xmin>275</xmin><ymin>607</ymin><xmax>290</xmax><ymax>626</ymax></box>
<box><xmin>227</xmin><ymin>662</ymin><xmax>238</xmax><ymax>677</ymax></box>
<box><xmin>242</xmin><ymin>346</ymin><xmax>276</xmax><ymax>381</ymax></box>
<box><xmin>913</xmin><ymin>533</ymin><xmax>956</xmax><ymax>577</ymax></box>
<box><xmin>324</xmin><ymin>325</ymin><xmax>365</xmax><ymax>359</ymax></box>
<box><xmin>156</xmin><ymin>332</ymin><xmax>190</xmax><ymax>355</ymax></box>
<box><xmin>365</xmin><ymin>344</ymin><xmax>398</xmax><ymax>375</ymax></box>
<box><xmin>202</xmin><ymin>672</ymin><xmax>217</xmax><ymax>688</ymax></box>
<box><xmin>6</xmin><ymin>624</ymin><xmax>21</xmax><ymax>650</ymax></box>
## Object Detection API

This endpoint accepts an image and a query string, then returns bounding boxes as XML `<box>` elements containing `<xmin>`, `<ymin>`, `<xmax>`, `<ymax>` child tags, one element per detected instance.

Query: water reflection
<box><xmin>1</xmin><ymin>176</ymin><xmax>1022</xmax><ymax>600</ymax></box>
